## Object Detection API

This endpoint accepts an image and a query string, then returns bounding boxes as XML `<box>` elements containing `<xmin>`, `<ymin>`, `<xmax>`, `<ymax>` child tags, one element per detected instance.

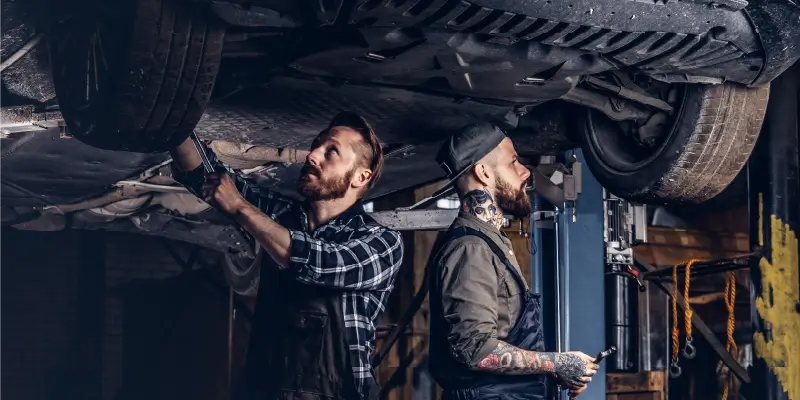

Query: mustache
<box><xmin>300</xmin><ymin>164</ymin><xmax>321</xmax><ymax>177</ymax></box>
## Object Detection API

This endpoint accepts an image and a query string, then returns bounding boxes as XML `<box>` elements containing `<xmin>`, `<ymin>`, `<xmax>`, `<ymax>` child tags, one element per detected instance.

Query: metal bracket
<box><xmin>531</xmin><ymin>164</ymin><xmax>582</xmax><ymax>208</ymax></box>
<box><xmin>641</xmin><ymin>252</ymin><xmax>758</xmax><ymax>281</ymax></box>
<box><xmin>369</xmin><ymin>209</ymin><xmax>458</xmax><ymax>231</ymax></box>
<box><xmin>532</xmin><ymin>210</ymin><xmax>557</xmax><ymax>229</ymax></box>
<box><xmin>395</xmin><ymin>185</ymin><xmax>455</xmax><ymax>211</ymax></box>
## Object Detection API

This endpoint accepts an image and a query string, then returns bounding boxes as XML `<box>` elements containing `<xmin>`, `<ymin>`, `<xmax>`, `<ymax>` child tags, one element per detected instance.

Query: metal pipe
<box><xmin>554</xmin><ymin>208</ymin><xmax>563</xmax><ymax>353</ymax></box>
<box><xmin>228</xmin><ymin>288</ymin><xmax>234</xmax><ymax>400</ymax></box>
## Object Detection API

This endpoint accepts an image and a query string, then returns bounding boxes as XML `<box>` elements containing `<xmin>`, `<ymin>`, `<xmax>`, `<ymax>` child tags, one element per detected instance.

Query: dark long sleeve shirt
<box><xmin>434</xmin><ymin>213</ymin><xmax>527</xmax><ymax>366</ymax></box>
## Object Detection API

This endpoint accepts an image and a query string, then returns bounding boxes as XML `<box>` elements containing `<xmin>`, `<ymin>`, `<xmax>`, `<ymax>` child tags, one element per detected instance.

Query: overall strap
<box><xmin>371</xmin><ymin>226</ymin><xmax>525</xmax><ymax>369</ymax></box>
<box><xmin>447</xmin><ymin>227</ymin><xmax>528</xmax><ymax>291</ymax></box>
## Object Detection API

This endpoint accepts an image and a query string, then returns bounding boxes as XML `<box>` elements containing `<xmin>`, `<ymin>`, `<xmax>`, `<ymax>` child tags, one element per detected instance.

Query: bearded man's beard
<box><xmin>495</xmin><ymin>176</ymin><xmax>531</xmax><ymax>219</ymax></box>
<box><xmin>297</xmin><ymin>164</ymin><xmax>355</xmax><ymax>201</ymax></box>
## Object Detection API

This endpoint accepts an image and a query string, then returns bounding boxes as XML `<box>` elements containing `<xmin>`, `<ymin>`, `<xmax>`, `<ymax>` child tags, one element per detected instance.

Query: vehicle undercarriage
<box><xmin>2</xmin><ymin>0</ymin><xmax>799</xmax><ymax>246</ymax></box>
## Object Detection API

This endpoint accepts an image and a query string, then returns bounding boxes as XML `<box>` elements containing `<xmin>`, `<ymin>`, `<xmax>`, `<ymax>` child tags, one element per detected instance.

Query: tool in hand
<box><xmin>188</xmin><ymin>130</ymin><xmax>256</xmax><ymax>258</ymax></box>
<box><xmin>567</xmin><ymin>346</ymin><xmax>617</xmax><ymax>400</ymax></box>
<box><xmin>595</xmin><ymin>345</ymin><xmax>617</xmax><ymax>363</ymax></box>
<box><xmin>190</xmin><ymin>130</ymin><xmax>217</xmax><ymax>174</ymax></box>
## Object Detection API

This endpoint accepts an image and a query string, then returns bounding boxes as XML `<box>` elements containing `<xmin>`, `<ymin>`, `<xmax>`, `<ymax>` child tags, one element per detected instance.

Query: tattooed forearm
<box><xmin>473</xmin><ymin>342</ymin><xmax>589</xmax><ymax>383</ymax></box>
<box><xmin>473</xmin><ymin>341</ymin><xmax>556</xmax><ymax>375</ymax></box>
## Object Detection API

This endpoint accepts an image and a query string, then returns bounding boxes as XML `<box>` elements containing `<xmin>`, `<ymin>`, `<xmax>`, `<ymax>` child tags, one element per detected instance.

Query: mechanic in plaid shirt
<box><xmin>169</xmin><ymin>112</ymin><xmax>404</xmax><ymax>400</ymax></box>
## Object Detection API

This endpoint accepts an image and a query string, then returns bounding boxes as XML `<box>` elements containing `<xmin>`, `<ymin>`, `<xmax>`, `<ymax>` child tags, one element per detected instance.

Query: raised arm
<box><xmin>170</xmin><ymin>137</ymin><xmax>205</xmax><ymax>174</ymax></box>
<box><xmin>169</xmin><ymin>137</ymin><xmax>285</xmax><ymax>210</ymax></box>
<box><xmin>169</xmin><ymin>137</ymin><xmax>298</xmax><ymax>267</ymax></box>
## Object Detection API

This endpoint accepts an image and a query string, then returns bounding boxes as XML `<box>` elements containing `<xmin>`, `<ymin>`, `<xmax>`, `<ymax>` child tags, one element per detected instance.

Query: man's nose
<box><xmin>307</xmin><ymin>148</ymin><xmax>323</xmax><ymax>166</ymax></box>
<box><xmin>520</xmin><ymin>165</ymin><xmax>531</xmax><ymax>181</ymax></box>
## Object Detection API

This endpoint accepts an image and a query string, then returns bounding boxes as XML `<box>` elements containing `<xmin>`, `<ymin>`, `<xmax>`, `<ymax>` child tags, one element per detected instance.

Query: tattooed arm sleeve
<box><xmin>473</xmin><ymin>342</ymin><xmax>556</xmax><ymax>374</ymax></box>
<box><xmin>474</xmin><ymin>342</ymin><xmax>588</xmax><ymax>381</ymax></box>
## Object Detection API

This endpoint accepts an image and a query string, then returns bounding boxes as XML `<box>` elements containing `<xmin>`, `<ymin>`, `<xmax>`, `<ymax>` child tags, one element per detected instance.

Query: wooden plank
<box><xmin>645</xmin><ymin>227</ymin><xmax>749</xmax><ymax>250</ymax></box>
<box><xmin>634</xmin><ymin>227</ymin><xmax>750</xmax><ymax>268</ymax></box>
<box><xmin>607</xmin><ymin>371</ymin><xmax>665</xmax><ymax>393</ymax></box>
<box><xmin>611</xmin><ymin>393</ymin><xmax>662</xmax><ymax>400</ymax></box>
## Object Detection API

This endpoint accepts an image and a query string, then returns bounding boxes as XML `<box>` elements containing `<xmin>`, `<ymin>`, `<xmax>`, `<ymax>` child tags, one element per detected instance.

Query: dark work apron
<box><xmin>430</xmin><ymin>227</ymin><xmax>548</xmax><ymax>400</ymax></box>
<box><xmin>233</xmin><ymin>214</ymin><xmax>380</xmax><ymax>400</ymax></box>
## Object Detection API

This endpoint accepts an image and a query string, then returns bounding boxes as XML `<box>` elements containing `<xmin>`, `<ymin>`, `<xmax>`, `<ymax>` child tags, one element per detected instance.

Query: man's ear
<box><xmin>352</xmin><ymin>167</ymin><xmax>374</xmax><ymax>190</ymax></box>
<box><xmin>472</xmin><ymin>163</ymin><xmax>493</xmax><ymax>187</ymax></box>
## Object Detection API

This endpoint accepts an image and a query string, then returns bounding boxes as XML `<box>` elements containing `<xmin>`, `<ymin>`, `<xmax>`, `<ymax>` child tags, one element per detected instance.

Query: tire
<box><xmin>222</xmin><ymin>244</ymin><xmax>261</xmax><ymax>297</ymax></box>
<box><xmin>577</xmin><ymin>82</ymin><xmax>770</xmax><ymax>204</ymax></box>
<box><xmin>48</xmin><ymin>0</ymin><xmax>225</xmax><ymax>153</ymax></box>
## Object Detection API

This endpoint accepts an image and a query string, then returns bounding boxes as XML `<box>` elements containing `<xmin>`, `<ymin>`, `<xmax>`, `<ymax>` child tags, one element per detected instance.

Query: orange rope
<box><xmin>671</xmin><ymin>263</ymin><xmax>679</xmax><ymax>364</ymax></box>
<box><xmin>683</xmin><ymin>259</ymin><xmax>698</xmax><ymax>343</ymax></box>
<box><xmin>672</xmin><ymin>259</ymin><xmax>701</xmax><ymax>370</ymax></box>
<box><xmin>721</xmin><ymin>272</ymin><xmax>738</xmax><ymax>400</ymax></box>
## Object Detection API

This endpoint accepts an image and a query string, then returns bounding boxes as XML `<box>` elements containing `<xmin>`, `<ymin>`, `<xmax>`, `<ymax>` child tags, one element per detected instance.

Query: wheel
<box><xmin>222</xmin><ymin>243</ymin><xmax>261</xmax><ymax>297</ymax></box>
<box><xmin>576</xmin><ymin>81</ymin><xmax>770</xmax><ymax>204</ymax></box>
<box><xmin>48</xmin><ymin>0</ymin><xmax>225</xmax><ymax>153</ymax></box>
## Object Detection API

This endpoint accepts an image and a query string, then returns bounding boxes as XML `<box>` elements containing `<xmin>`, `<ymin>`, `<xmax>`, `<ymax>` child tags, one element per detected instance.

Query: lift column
<box><xmin>533</xmin><ymin>150</ymin><xmax>606</xmax><ymax>400</ymax></box>
<box><xmin>746</xmin><ymin>62</ymin><xmax>800</xmax><ymax>400</ymax></box>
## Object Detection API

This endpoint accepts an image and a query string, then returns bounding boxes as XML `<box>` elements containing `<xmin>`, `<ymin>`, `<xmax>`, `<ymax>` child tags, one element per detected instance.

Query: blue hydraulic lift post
<box><xmin>532</xmin><ymin>149</ymin><xmax>606</xmax><ymax>400</ymax></box>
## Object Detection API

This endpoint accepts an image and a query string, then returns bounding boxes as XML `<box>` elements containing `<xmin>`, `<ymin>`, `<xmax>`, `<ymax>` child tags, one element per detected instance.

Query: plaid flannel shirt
<box><xmin>171</xmin><ymin>143</ymin><xmax>404</xmax><ymax>398</ymax></box>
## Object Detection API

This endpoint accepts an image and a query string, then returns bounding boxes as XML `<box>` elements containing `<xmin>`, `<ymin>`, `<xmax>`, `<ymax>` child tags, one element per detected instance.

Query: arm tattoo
<box><xmin>474</xmin><ymin>342</ymin><xmax>587</xmax><ymax>382</ymax></box>
<box><xmin>474</xmin><ymin>342</ymin><xmax>556</xmax><ymax>375</ymax></box>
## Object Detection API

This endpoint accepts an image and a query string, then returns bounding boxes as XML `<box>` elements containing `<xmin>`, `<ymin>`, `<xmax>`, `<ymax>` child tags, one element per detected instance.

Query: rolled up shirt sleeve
<box><xmin>438</xmin><ymin>241</ymin><xmax>500</xmax><ymax>367</ymax></box>
<box><xmin>287</xmin><ymin>226</ymin><xmax>404</xmax><ymax>291</ymax></box>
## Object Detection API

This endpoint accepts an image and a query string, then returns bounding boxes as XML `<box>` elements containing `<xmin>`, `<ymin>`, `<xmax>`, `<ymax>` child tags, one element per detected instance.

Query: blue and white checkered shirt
<box><xmin>172</xmin><ymin>143</ymin><xmax>404</xmax><ymax>398</ymax></box>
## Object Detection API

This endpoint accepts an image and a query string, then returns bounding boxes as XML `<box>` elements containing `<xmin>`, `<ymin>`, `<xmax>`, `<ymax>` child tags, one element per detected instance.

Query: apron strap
<box><xmin>371</xmin><ymin>226</ymin><xmax>529</xmax><ymax>369</ymax></box>
<box><xmin>445</xmin><ymin>227</ymin><xmax>529</xmax><ymax>293</ymax></box>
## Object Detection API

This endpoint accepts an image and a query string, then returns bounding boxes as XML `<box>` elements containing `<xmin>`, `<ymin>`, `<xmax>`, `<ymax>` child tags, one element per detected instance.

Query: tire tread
<box><xmin>654</xmin><ymin>83</ymin><xmax>769</xmax><ymax>202</ymax></box>
<box><xmin>50</xmin><ymin>0</ymin><xmax>224</xmax><ymax>153</ymax></box>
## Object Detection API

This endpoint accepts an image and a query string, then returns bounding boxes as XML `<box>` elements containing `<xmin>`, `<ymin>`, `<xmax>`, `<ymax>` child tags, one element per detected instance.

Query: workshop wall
<box><xmin>1</xmin><ymin>228</ymin><xmax>232</xmax><ymax>400</ymax></box>
<box><xmin>101</xmin><ymin>233</ymin><xmax>231</xmax><ymax>400</ymax></box>
<box><xmin>1</xmin><ymin>229</ymin><xmax>85</xmax><ymax>400</ymax></box>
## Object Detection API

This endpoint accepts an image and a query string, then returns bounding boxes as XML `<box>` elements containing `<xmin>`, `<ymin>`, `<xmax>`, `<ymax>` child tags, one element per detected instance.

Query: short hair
<box><xmin>454</xmin><ymin>147</ymin><xmax>499</xmax><ymax>197</ymax></box>
<box><xmin>312</xmin><ymin>112</ymin><xmax>384</xmax><ymax>192</ymax></box>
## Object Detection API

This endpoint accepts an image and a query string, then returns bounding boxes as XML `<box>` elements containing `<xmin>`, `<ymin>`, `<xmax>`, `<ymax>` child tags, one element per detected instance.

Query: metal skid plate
<box><xmin>192</xmin><ymin>76</ymin><xmax>518</xmax><ymax>201</ymax></box>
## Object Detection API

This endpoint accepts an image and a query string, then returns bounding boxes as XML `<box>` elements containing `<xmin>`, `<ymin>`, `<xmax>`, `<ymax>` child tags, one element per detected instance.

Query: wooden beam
<box><xmin>634</xmin><ymin>227</ymin><xmax>750</xmax><ymax>269</ymax></box>
<box><xmin>607</xmin><ymin>393</ymin><xmax>663</xmax><ymax>400</ymax></box>
<box><xmin>607</xmin><ymin>371</ymin><xmax>665</xmax><ymax>394</ymax></box>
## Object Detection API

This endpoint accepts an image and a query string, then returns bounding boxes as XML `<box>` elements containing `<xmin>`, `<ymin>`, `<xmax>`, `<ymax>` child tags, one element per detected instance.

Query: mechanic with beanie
<box><xmin>426</xmin><ymin>122</ymin><xmax>599</xmax><ymax>399</ymax></box>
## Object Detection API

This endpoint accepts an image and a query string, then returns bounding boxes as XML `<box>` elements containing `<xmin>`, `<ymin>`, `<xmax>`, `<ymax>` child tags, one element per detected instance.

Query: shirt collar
<box><xmin>300</xmin><ymin>199</ymin><xmax>366</xmax><ymax>231</ymax></box>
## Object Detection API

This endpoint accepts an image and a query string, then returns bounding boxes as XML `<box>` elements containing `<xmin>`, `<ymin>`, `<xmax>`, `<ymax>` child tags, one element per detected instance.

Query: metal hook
<box><xmin>682</xmin><ymin>340</ymin><xmax>696</xmax><ymax>359</ymax></box>
<box><xmin>669</xmin><ymin>362</ymin><xmax>682</xmax><ymax>378</ymax></box>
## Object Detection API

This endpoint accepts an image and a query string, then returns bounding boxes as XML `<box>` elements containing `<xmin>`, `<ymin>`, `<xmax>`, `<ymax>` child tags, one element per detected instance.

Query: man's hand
<box><xmin>568</xmin><ymin>382</ymin><xmax>589</xmax><ymax>399</ymax></box>
<box><xmin>554</xmin><ymin>351</ymin><xmax>598</xmax><ymax>389</ymax></box>
<box><xmin>202</xmin><ymin>172</ymin><xmax>247</xmax><ymax>216</ymax></box>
